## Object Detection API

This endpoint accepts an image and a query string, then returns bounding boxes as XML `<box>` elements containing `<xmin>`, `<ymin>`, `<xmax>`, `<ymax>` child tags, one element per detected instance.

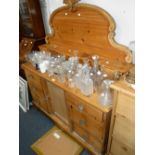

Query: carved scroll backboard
<box><xmin>40</xmin><ymin>3</ymin><xmax>132</xmax><ymax>73</ymax></box>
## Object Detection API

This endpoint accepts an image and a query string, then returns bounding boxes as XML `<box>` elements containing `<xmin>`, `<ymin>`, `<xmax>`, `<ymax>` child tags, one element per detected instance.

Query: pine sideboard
<box><xmin>23</xmin><ymin>63</ymin><xmax>112</xmax><ymax>155</ymax></box>
<box><xmin>22</xmin><ymin>63</ymin><xmax>135</xmax><ymax>155</ymax></box>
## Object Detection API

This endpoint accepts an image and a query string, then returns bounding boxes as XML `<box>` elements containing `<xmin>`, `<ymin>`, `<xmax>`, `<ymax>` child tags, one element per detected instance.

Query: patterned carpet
<box><xmin>19</xmin><ymin>106</ymin><xmax>90</xmax><ymax>155</ymax></box>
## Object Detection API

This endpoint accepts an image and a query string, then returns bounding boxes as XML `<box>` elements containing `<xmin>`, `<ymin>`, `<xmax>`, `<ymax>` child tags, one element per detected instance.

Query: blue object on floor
<box><xmin>19</xmin><ymin>106</ymin><xmax>91</xmax><ymax>155</ymax></box>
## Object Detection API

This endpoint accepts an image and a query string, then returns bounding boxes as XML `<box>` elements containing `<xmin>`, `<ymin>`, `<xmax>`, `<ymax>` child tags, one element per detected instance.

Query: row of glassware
<box><xmin>27</xmin><ymin>51</ymin><xmax>113</xmax><ymax>106</ymax></box>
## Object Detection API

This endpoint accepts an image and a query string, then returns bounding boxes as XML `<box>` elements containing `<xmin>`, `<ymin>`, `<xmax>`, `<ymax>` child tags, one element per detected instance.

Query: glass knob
<box><xmin>79</xmin><ymin>119</ymin><xmax>86</xmax><ymax>126</ymax></box>
<box><xmin>78</xmin><ymin>104</ymin><xmax>84</xmax><ymax>112</ymax></box>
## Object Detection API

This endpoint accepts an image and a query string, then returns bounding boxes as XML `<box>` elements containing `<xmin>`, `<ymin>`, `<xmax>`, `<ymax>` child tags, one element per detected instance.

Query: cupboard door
<box><xmin>47</xmin><ymin>82</ymin><xmax>69</xmax><ymax>124</ymax></box>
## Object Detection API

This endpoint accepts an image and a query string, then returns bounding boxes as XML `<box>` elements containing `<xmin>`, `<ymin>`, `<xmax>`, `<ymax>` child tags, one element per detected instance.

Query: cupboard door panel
<box><xmin>47</xmin><ymin>82</ymin><xmax>69</xmax><ymax>124</ymax></box>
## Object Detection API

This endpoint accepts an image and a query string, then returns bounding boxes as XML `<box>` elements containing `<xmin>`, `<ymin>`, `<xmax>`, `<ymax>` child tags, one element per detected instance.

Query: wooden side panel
<box><xmin>113</xmin><ymin>115</ymin><xmax>135</xmax><ymax>149</ymax></box>
<box><xmin>47</xmin><ymin>82</ymin><xmax>69</xmax><ymax>124</ymax></box>
<box><xmin>110</xmin><ymin>138</ymin><xmax>134</xmax><ymax>155</ymax></box>
<box><xmin>116</xmin><ymin>92</ymin><xmax>135</xmax><ymax>122</ymax></box>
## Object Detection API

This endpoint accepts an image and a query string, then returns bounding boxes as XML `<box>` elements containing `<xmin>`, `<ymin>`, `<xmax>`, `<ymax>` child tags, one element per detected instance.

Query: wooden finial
<box><xmin>63</xmin><ymin>0</ymin><xmax>80</xmax><ymax>11</ymax></box>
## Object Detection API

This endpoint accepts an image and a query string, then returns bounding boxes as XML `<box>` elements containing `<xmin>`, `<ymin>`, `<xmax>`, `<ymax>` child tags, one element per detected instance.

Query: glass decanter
<box><xmin>80</xmin><ymin>58</ymin><xmax>93</xmax><ymax>96</ymax></box>
<box><xmin>67</xmin><ymin>69</ymin><xmax>75</xmax><ymax>88</ymax></box>
<box><xmin>80</xmin><ymin>71</ymin><xmax>93</xmax><ymax>96</ymax></box>
<box><xmin>98</xmin><ymin>80</ymin><xmax>113</xmax><ymax>106</ymax></box>
<box><xmin>74</xmin><ymin>64</ymin><xmax>82</xmax><ymax>89</ymax></box>
<box><xmin>91</xmin><ymin>55</ymin><xmax>104</xmax><ymax>92</ymax></box>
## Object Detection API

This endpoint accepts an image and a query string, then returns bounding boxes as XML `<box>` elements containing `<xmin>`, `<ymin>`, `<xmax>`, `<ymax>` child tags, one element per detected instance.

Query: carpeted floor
<box><xmin>19</xmin><ymin>106</ymin><xmax>91</xmax><ymax>155</ymax></box>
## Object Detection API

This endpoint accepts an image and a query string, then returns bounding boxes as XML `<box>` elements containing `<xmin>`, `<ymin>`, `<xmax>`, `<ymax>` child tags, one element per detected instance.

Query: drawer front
<box><xmin>31</xmin><ymin>90</ymin><xmax>41</xmax><ymax>106</ymax></box>
<box><xmin>30</xmin><ymin>87</ymin><xmax>43</xmax><ymax>106</ymax></box>
<box><xmin>25</xmin><ymin>70</ymin><xmax>42</xmax><ymax>90</ymax></box>
<box><xmin>73</xmin><ymin>123</ymin><xmax>103</xmax><ymax>153</ymax></box>
<box><xmin>65</xmin><ymin>92</ymin><xmax>103</xmax><ymax>122</ymax></box>
<box><xmin>113</xmin><ymin>115</ymin><xmax>135</xmax><ymax>149</ymax></box>
<box><xmin>89</xmin><ymin>132</ymin><xmax>104</xmax><ymax>153</ymax></box>
<box><xmin>28</xmin><ymin>81</ymin><xmax>43</xmax><ymax>94</ymax></box>
<box><xmin>68</xmin><ymin>102</ymin><xmax>104</xmax><ymax>142</ymax></box>
<box><xmin>110</xmin><ymin>138</ymin><xmax>134</xmax><ymax>155</ymax></box>
<box><xmin>116</xmin><ymin>92</ymin><xmax>135</xmax><ymax>122</ymax></box>
<box><xmin>73</xmin><ymin>122</ymin><xmax>89</xmax><ymax>141</ymax></box>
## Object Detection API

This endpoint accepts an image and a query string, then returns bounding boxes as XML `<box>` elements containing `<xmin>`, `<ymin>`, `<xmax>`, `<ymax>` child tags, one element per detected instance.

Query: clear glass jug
<box><xmin>98</xmin><ymin>80</ymin><xmax>113</xmax><ymax>106</ymax></box>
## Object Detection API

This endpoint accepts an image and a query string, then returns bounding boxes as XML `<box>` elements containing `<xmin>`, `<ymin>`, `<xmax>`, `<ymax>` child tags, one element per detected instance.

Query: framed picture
<box><xmin>19</xmin><ymin>76</ymin><xmax>29</xmax><ymax>112</ymax></box>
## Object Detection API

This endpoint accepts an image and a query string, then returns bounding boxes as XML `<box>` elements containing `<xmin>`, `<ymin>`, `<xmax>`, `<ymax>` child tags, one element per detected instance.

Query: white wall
<box><xmin>40</xmin><ymin>0</ymin><xmax>135</xmax><ymax>47</ymax></box>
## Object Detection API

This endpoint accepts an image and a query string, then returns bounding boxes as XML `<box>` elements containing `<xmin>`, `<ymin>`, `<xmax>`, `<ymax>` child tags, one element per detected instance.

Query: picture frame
<box><xmin>19</xmin><ymin>76</ymin><xmax>29</xmax><ymax>112</ymax></box>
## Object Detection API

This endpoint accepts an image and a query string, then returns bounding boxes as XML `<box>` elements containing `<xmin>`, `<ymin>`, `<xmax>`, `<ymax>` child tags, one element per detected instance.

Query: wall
<box><xmin>39</xmin><ymin>0</ymin><xmax>135</xmax><ymax>47</ymax></box>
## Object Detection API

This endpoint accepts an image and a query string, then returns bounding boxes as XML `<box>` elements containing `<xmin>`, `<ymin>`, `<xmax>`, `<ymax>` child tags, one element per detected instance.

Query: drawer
<box><xmin>68</xmin><ymin>102</ymin><xmax>104</xmax><ymax>142</ymax></box>
<box><xmin>28</xmin><ymin>82</ymin><xmax>44</xmax><ymax>97</ymax></box>
<box><xmin>73</xmin><ymin>123</ymin><xmax>103</xmax><ymax>153</ymax></box>
<box><xmin>28</xmin><ymin>82</ymin><xmax>48</xmax><ymax>111</ymax></box>
<box><xmin>113</xmin><ymin>115</ymin><xmax>135</xmax><ymax>149</ymax></box>
<box><xmin>31</xmin><ymin>88</ymin><xmax>48</xmax><ymax>112</ymax></box>
<box><xmin>32</xmin><ymin>94</ymin><xmax>40</xmax><ymax>105</ymax></box>
<box><xmin>110</xmin><ymin>138</ymin><xmax>134</xmax><ymax>155</ymax></box>
<box><xmin>73</xmin><ymin>122</ymin><xmax>89</xmax><ymax>141</ymax></box>
<box><xmin>65</xmin><ymin>92</ymin><xmax>103</xmax><ymax>122</ymax></box>
<box><xmin>116</xmin><ymin>92</ymin><xmax>134</xmax><ymax>122</ymax></box>
<box><xmin>89</xmin><ymin>132</ymin><xmax>104</xmax><ymax>153</ymax></box>
<box><xmin>31</xmin><ymin>88</ymin><xmax>42</xmax><ymax>106</ymax></box>
<box><xmin>25</xmin><ymin>70</ymin><xmax>42</xmax><ymax>90</ymax></box>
